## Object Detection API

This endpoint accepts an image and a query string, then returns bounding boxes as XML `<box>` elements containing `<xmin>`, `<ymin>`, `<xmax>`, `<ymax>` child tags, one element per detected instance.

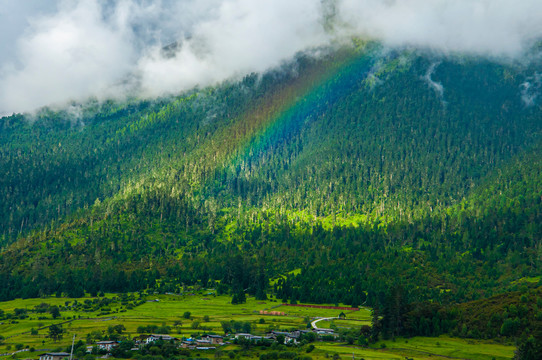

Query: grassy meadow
<box><xmin>0</xmin><ymin>293</ymin><xmax>514</xmax><ymax>360</ymax></box>
<box><xmin>315</xmin><ymin>339</ymin><xmax>514</xmax><ymax>360</ymax></box>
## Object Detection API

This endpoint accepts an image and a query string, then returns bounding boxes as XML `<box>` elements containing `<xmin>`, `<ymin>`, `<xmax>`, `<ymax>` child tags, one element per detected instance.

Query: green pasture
<box><xmin>0</xmin><ymin>293</ymin><xmax>338</xmax><ymax>354</ymax></box>
<box><xmin>0</xmin><ymin>294</ymin><xmax>120</xmax><ymax>338</ymax></box>
<box><xmin>315</xmin><ymin>336</ymin><xmax>515</xmax><ymax>360</ymax></box>
<box><xmin>315</xmin><ymin>319</ymin><xmax>371</xmax><ymax>329</ymax></box>
<box><xmin>315</xmin><ymin>343</ymin><xmax>404</xmax><ymax>359</ymax></box>
<box><xmin>0</xmin><ymin>294</ymin><xmax>515</xmax><ymax>360</ymax></box>
<box><xmin>372</xmin><ymin>336</ymin><xmax>515</xmax><ymax>360</ymax></box>
<box><xmin>272</xmin><ymin>305</ymin><xmax>371</xmax><ymax>321</ymax></box>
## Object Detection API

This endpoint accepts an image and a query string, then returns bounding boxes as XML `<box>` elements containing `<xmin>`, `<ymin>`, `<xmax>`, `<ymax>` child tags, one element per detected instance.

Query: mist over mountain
<box><xmin>1</xmin><ymin>0</ymin><xmax>542</xmax><ymax>116</ymax></box>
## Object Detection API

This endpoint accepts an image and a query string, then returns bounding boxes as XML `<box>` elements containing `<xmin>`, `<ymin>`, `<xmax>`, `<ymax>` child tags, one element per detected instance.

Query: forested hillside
<box><xmin>1</xmin><ymin>43</ymin><xmax>541</xmax><ymax>319</ymax></box>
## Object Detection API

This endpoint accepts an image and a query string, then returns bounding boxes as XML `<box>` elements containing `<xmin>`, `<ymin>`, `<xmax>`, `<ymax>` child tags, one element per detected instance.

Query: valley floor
<box><xmin>0</xmin><ymin>293</ymin><xmax>515</xmax><ymax>360</ymax></box>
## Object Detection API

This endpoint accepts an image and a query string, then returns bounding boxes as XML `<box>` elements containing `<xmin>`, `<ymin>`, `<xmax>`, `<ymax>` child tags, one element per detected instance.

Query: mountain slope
<box><xmin>0</xmin><ymin>44</ymin><xmax>541</xmax><ymax>306</ymax></box>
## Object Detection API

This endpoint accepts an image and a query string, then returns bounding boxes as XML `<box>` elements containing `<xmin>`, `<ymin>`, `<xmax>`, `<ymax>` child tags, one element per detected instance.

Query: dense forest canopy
<box><xmin>0</xmin><ymin>44</ymin><xmax>541</xmax><ymax>340</ymax></box>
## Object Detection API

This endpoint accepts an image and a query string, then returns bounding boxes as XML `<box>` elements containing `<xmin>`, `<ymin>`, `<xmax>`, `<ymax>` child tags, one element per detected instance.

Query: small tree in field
<box><xmin>49</xmin><ymin>306</ymin><xmax>61</xmax><ymax>319</ymax></box>
<box><xmin>48</xmin><ymin>325</ymin><xmax>63</xmax><ymax>342</ymax></box>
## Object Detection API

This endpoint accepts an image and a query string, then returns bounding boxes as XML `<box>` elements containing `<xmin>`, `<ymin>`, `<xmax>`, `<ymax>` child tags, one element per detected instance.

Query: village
<box><xmin>38</xmin><ymin>327</ymin><xmax>339</xmax><ymax>360</ymax></box>
<box><xmin>0</xmin><ymin>292</ymin><xmax>369</xmax><ymax>360</ymax></box>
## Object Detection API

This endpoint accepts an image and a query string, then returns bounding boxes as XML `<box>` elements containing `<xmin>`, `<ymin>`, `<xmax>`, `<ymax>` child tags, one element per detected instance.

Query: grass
<box><xmin>315</xmin><ymin>319</ymin><xmax>372</xmax><ymax>330</ymax></box>
<box><xmin>271</xmin><ymin>305</ymin><xmax>371</xmax><ymax>322</ymax></box>
<box><xmin>0</xmin><ymin>294</ymin><xmax>515</xmax><ymax>360</ymax></box>
<box><xmin>372</xmin><ymin>336</ymin><xmax>515</xmax><ymax>360</ymax></box>
<box><xmin>0</xmin><ymin>293</ymin><xmax>313</xmax><ymax>357</ymax></box>
<box><xmin>314</xmin><ymin>336</ymin><xmax>515</xmax><ymax>360</ymax></box>
<box><xmin>315</xmin><ymin>342</ymin><xmax>405</xmax><ymax>359</ymax></box>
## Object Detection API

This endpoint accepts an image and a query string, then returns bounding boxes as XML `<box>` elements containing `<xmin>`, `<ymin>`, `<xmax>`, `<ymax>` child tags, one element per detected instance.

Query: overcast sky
<box><xmin>1</xmin><ymin>0</ymin><xmax>541</xmax><ymax>116</ymax></box>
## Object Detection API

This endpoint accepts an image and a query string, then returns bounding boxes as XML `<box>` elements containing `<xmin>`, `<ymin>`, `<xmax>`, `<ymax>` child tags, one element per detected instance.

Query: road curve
<box><xmin>311</xmin><ymin>316</ymin><xmax>338</xmax><ymax>330</ymax></box>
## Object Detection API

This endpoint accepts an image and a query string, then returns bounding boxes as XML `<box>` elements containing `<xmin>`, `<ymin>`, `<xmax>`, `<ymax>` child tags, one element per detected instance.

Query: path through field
<box><xmin>311</xmin><ymin>316</ymin><xmax>338</xmax><ymax>330</ymax></box>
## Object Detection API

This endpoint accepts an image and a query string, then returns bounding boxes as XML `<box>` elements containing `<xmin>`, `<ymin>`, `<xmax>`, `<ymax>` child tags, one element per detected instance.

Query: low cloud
<box><xmin>520</xmin><ymin>73</ymin><xmax>542</xmax><ymax>107</ymax></box>
<box><xmin>136</xmin><ymin>0</ymin><xmax>329</xmax><ymax>97</ymax></box>
<box><xmin>423</xmin><ymin>62</ymin><xmax>445</xmax><ymax>103</ymax></box>
<box><xmin>1</xmin><ymin>0</ymin><xmax>541</xmax><ymax>116</ymax></box>
<box><xmin>0</xmin><ymin>1</ymin><xmax>135</xmax><ymax>116</ymax></box>
<box><xmin>337</xmin><ymin>0</ymin><xmax>542</xmax><ymax>58</ymax></box>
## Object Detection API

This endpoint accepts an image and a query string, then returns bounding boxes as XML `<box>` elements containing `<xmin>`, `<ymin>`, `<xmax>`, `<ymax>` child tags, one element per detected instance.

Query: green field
<box><xmin>272</xmin><ymin>306</ymin><xmax>371</xmax><ymax>322</ymax></box>
<box><xmin>0</xmin><ymin>294</ymin><xmax>515</xmax><ymax>360</ymax></box>
<box><xmin>315</xmin><ymin>318</ymin><xmax>371</xmax><ymax>329</ymax></box>
<box><xmin>0</xmin><ymin>293</ymin><xmax>348</xmax><ymax>355</ymax></box>
<box><xmin>315</xmin><ymin>337</ymin><xmax>515</xmax><ymax>360</ymax></box>
<box><xmin>373</xmin><ymin>336</ymin><xmax>514</xmax><ymax>360</ymax></box>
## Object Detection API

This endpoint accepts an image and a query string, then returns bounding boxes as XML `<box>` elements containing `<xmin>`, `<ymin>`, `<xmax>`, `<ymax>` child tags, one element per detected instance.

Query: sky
<box><xmin>0</xmin><ymin>0</ymin><xmax>541</xmax><ymax>116</ymax></box>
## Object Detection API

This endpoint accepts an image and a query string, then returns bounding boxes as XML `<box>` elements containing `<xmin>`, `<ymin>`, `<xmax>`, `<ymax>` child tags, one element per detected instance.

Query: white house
<box><xmin>39</xmin><ymin>352</ymin><xmax>71</xmax><ymax>360</ymax></box>
<box><xmin>144</xmin><ymin>334</ymin><xmax>178</xmax><ymax>344</ymax></box>
<box><xmin>96</xmin><ymin>341</ymin><xmax>120</xmax><ymax>352</ymax></box>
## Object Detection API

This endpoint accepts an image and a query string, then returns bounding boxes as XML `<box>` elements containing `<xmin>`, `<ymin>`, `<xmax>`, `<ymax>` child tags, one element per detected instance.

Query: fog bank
<box><xmin>1</xmin><ymin>0</ymin><xmax>541</xmax><ymax>116</ymax></box>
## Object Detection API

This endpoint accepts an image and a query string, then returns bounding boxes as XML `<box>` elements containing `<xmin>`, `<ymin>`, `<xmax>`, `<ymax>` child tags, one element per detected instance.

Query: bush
<box><xmin>357</xmin><ymin>336</ymin><xmax>368</xmax><ymax>347</ymax></box>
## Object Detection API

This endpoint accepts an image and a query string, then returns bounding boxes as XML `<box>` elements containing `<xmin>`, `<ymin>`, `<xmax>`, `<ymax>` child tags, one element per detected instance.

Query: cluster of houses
<box><xmin>38</xmin><ymin>328</ymin><xmax>337</xmax><ymax>360</ymax></box>
<box><xmin>234</xmin><ymin>329</ymin><xmax>333</xmax><ymax>344</ymax></box>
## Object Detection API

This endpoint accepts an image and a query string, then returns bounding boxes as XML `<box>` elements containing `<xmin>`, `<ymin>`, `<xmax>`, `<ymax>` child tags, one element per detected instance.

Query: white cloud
<box><xmin>520</xmin><ymin>72</ymin><xmax>541</xmax><ymax>107</ymax></box>
<box><xmin>0</xmin><ymin>0</ymin><xmax>136</xmax><ymax>115</ymax></box>
<box><xmin>336</xmin><ymin>0</ymin><xmax>542</xmax><ymax>57</ymax></box>
<box><xmin>1</xmin><ymin>0</ymin><xmax>541</xmax><ymax>116</ymax></box>
<box><xmin>423</xmin><ymin>62</ymin><xmax>444</xmax><ymax>100</ymax></box>
<box><xmin>137</xmin><ymin>0</ymin><xmax>329</xmax><ymax>97</ymax></box>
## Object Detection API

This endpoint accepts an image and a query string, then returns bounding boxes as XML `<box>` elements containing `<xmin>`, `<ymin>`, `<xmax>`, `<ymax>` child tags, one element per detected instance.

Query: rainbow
<box><xmin>227</xmin><ymin>47</ymin><xmax>379</xmax><ymax>169</ymax></box>
<box><xmin>180</xmin><ymin>45</ymin><xmax>381</xmax><ymax>188</ymax></box>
